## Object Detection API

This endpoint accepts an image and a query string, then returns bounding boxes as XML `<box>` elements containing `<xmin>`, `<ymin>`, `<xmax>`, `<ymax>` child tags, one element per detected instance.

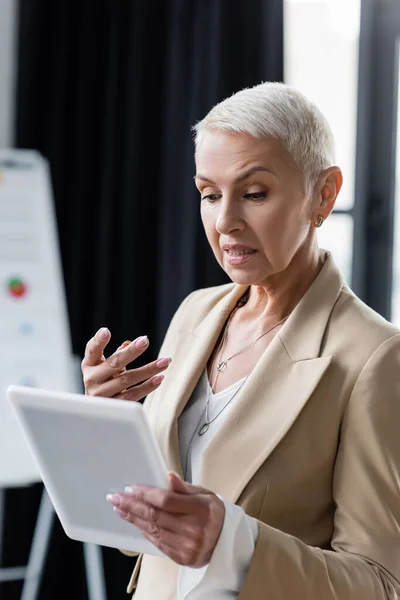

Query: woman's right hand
<box><xmin>81</xmin><ymin>327</ymin><xmax>171</xmax><ymax>401</ymax></box>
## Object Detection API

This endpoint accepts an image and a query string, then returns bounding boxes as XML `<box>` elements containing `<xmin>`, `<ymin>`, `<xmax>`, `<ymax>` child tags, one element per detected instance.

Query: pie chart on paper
<box><xmin>7</xmin><ymin>277</ymin><xmax>28</xmax><ymax>299</ymax></box>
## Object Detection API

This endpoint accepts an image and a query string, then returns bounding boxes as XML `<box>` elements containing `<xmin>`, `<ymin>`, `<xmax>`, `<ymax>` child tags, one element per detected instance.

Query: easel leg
<box><xmin>1</xmin><ymin>486</ymin><xmax>107</xmax><ymax>598</ymax></box>
<box><xmin>20</xmin><ymin>487</ymin><xmax>54</xmax><ymax>600</ymax></box>
<box><xmin>0</xmin><ymin>488</ymin><xmax>3</xmax><ymax>567</ymax></box>
<box><xmin>83</xmin><ymin>543</ymin><xmax>107</xmax><ymax>600</ymax></box>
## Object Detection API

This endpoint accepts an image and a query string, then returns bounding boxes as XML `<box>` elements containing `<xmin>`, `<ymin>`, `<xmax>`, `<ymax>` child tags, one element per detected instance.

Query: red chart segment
<box><xmin>7</xmin><ymin>276</ymin><xmax>29</xmax><ymax>299</ymax></box>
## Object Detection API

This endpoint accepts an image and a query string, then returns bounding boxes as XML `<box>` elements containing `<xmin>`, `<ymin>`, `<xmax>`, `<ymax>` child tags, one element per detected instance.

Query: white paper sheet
<box><xmin>0</xmin><ymin>149</ymin><xmax>74</xmax><ymax>487</ymax></box>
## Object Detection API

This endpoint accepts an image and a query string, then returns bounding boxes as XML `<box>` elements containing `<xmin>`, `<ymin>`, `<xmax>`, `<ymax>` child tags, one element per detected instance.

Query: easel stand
<box><xmin>0</xmin><ymin>487</ymin><xmax>107</xmax><ymax>600</ymax></box>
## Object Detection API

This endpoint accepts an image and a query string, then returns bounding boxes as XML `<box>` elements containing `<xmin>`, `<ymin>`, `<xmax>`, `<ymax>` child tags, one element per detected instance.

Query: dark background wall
<box><xmin>1</xmin><ymin>1</ymin><xmax>284</xmax><ymax>598</ymax></box>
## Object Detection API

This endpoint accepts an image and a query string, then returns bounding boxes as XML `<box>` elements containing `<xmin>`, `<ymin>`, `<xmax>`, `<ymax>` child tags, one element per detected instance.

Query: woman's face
<box><xmin>195</xmin><ymin>131</ymin><xmax>317</xmax><ymax>285</ymax></box>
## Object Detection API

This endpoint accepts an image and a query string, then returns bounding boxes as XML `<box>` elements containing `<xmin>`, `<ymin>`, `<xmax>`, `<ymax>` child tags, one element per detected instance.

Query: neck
<box><xmin>244</xmin><ymin>243</ymin><xmax>326</xmax><ymax>323</ymax></box>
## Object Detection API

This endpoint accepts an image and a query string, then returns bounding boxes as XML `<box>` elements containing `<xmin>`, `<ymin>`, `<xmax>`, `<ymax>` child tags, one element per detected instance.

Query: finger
<box><xmin>113</xmin><ymin>357</ymin><xmax>171</xmax><ymax>391</ymax></box>
<box><xmin>119</xmin><ymin>498</ymin><xmax>199</xmax><ymax>536</ymax></box>
<box><xmin>121</xmin><ymin>487</ymin><xmax>206</xmax><ymax>515</ymax></box>
<box><xmin>140</xmin><ymin>527</ymin><xmax>192</xmax><ymax>566</ymax></box>
<box><xmin>85</xmin><ymin>336</ymin><xmax>150</xmax><ymax>386</ymax></box>
<box><xmin>116</xmin><ymin>340</ymin><xmax>131</xmax><ymax>351</ymax></box>
<box><xmin>116</xmin><ymin>509</ymin><xmax>199</xmax><ymax>565</ymax></box>
<box><xmin>106</xmin><ymin>336</ymin><xmax>150</xmax><ymax>372</ymax></box>
<box><xmin>94</xmin><ymin>371</ymin><xmax>164</xmax><ymax>400</ymax></box>
<box><xmin>140</xmin><ymin>526</ymin><xmax>202</xmax><ymax>567</ymax></box>
<box><xmin>82</xmin><ymin>328</ymin><xmax>111</xmax><ymax>367</ymax></box>
<box><xmin>120</xmin><ymin>357</ymin><xmax>172</xmax><ymax>383</ymax></box>
<box><xmin>168</xmin><ymin>472</ymin><xmax>205</xmax><ymax>496</ymax></box>
<box><xmin>94</xmin><ymin>355</ymin><xmax>171</xmax><ymax>399</ymax></box>
<box><xmin>110</xmin><ymin>366</ymin><xmax>127</xmax><ymax>379</ymax></box>
<box><xmin>116</xmin><ymin>374</ymin><xmax>166</xmax><ymax>401</ymax></box>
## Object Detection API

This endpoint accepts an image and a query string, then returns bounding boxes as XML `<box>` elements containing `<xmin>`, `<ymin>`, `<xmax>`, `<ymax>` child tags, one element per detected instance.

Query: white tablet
<box><xmin>7</xmin><ymin>384</ymin><xmax>169</xmax><ymax>556</ymax></box>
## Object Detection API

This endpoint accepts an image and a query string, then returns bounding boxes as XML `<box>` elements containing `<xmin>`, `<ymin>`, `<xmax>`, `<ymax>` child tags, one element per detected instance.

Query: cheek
<box><xmin>200</xmin><ymin>209</ymin><xmax>218</xmax><ymax>245</ymax></box>
<box><xmin>255</xmin><ymin>201</ymin><xmax>310</xmax><ymax>263</ymax></box>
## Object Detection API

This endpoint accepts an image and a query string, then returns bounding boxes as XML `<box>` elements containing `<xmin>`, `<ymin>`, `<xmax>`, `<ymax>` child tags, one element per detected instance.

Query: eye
<box><xmin>244</xmin><ymin>191</ymin><xmax>267</xmax><ymax>200</ymax></box>
<box><xmin>201</xmin><ymin>193</ymin><xmax>222</xmax><ymax>203</ymax></box>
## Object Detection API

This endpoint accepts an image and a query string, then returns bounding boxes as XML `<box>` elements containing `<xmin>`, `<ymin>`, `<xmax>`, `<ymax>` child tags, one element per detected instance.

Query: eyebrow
<box><xmin>194</xmin><ymin>165</ymin><xmax>278</xmax><ymax>184</ymax></box>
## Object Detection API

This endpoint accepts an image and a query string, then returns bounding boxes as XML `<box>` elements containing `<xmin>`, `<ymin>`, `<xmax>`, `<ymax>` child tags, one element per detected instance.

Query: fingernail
<box><xmin>135</xmin><ymin>335</ymin><xmax>149</xmax><ymax>348</ymax></box>
<box><xmin>117</xmin><ymin>340</ymin><xmax>131</xmax><ymax>351</ymax></box>
<box><xmin>114</xmin><ymin>507</ymin><xmax>128</xmax><ymax>519</ymax></box>
<box><xmin>99</xmin><ymin>327</ymin><xmax>110</xmax><ymax>340</ymax></box>
<box><xmin>124</xmin><ymin>486</ymin><xmax>135</xmax><ymax>494</ymax></box>
<box><xmin>156</xmin><ymin>357</ymin><xmax>172</xmax><ymax>368</ymax></box>
<box><xmin>152</xmin><ymin>374</ymin><xmax>164</xmax><ymax>386</ymax></box>
<box><xmin>106</xmin><ymin>493</ymin><xmax>120</xmax><ymax>506</ymax></box>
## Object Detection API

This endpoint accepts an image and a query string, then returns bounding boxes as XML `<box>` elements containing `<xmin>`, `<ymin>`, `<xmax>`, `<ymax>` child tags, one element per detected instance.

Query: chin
<box><xmin>224</xmin><ymin>269</ymin><xmax>265</xmax><ymax>286</ymax></box>
<box><xmin>218</xmin><ymin>253</ymin><xmax>272</xmax><ymax>283</ymax></box>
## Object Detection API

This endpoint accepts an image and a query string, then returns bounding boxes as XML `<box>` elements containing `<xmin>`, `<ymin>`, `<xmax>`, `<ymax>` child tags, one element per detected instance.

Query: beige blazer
<box><xmin>126</xmin><ymin>253</ymin><xmax>400</xmax><ymax>599</ymax></box>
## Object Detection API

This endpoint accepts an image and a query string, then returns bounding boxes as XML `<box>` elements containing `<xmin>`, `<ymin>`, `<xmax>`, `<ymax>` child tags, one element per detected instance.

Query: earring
<box><xmin>314</xmin><ymin>215</ymin><xmax>324</xmax><ymax>228</ymax></box>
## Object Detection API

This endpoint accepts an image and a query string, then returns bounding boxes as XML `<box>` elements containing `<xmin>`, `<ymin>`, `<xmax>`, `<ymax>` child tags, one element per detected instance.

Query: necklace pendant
<box><xmin>217</xmin><ymin>360</ymin><xmax>228</xmax><ymax>372</ymax></box>
<box><xmin>198</xmin><ymin>423</ymin><xmax>210</xmax><ymax>436</ymax></box>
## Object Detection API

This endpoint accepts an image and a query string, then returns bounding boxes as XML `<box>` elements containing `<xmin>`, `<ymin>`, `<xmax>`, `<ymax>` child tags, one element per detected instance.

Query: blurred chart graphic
<box><xmin>0</xmin><ymin>149</ymin><xmax>73</xmax><ymax>487</ymax></box>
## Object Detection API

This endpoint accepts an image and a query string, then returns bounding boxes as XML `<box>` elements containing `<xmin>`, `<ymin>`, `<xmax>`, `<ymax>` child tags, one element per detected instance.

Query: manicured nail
<box><xmin>117</xmin><ymin>340</ymin><xmax>131</xmax><ymax>351</ymax></box>
<box><xmin>156</xmin><ymin>357</ymin><xmax>172</xmax><ymax>368</ymax></box>
<box><xmin>114</xmin><ymin>507</ymin><xmax>128</xmax><ymax>519</ymax></box>
<box><xmin>99</xmin><ymin>327</ymin><xmax>110</xmax><ymax>340</ymax></box>
<box><xmin>124</xmin><ymin>486</ymin><xmax>135</xmax><ymax>494</ymax></box>
<box><xmin>152</xmin><ymin>374</ymin><xmax>164</xmax><ymax>386</ymax></box>
<box><xmin>135</xmin><ymin>336</ymin><xmax>149</xmax><ymax>348</ymax></box>
<box><xmin>106</xmin><ymin>493</ymin><xmax>120</xmax><ymax>506</ymax></box>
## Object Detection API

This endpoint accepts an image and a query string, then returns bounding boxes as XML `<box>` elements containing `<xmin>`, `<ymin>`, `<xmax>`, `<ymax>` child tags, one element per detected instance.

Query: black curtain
<box><xmin>2</xmin><ymin>1</ymin><xmax>283</xmax><ymax>598</ymax></box>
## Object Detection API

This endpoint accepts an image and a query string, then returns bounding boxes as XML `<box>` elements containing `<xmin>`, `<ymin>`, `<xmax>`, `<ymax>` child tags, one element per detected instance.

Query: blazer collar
<box><xmin>192</xmin><ymin>251</ymin><xmax>343</xmax><ymax>351</ymax></box>
<box><xmin>279</xmin><ymin>251</ymin><xmax>344</xmax><ymax>361</ymax></box>
<box><xmin>154</xmin><ymin>252</ymin><xmax>343</xmax><ymax>501</ymax></box>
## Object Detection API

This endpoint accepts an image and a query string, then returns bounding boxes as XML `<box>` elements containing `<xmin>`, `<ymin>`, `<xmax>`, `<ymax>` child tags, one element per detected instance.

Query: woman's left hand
<box><xmin>106</xmin><ymin>472</ymin><xmax>225</xmax><ymax>568</ymax></box>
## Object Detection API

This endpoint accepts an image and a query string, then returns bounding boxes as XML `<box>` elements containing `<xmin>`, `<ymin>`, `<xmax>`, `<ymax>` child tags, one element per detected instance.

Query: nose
<box><xmin>215</xmin><ymin>197</ymin><xmax>245</xmax><ymax>235</ymax></box>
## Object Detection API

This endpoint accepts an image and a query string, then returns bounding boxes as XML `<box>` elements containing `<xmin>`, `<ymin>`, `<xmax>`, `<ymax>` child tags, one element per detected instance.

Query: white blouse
<box><xmin>177</xmin><ymin>368</ymin><xmax>258</xmax><ymax>599</ymax></box>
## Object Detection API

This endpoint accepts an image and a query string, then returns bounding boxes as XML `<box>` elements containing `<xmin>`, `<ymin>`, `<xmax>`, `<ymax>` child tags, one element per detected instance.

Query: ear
<box><xmin>312</xmin><ymin>166</ymin><xmax>343</xmax><ymax>222</ymax></box>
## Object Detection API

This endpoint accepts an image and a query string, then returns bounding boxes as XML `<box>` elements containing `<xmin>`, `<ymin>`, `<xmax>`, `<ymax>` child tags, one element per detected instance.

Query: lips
<box><xmin>225</xmin><ymin>249</ymin><xmax>256</xmax><ymax>265</ymax></box>
<box><xmin>222</xmin><ymin>243</ymin><xmax>257</xmax><ymax>266</ymax></box>
<box><xmin>226</xmin><ymin>249</ymin><xmax>256</xmax><ymax>256</ymax></box>
<box><xmin>222</xmin><ymin>244</ymin><xmax>256</xmax><ymax>254</ymax></box>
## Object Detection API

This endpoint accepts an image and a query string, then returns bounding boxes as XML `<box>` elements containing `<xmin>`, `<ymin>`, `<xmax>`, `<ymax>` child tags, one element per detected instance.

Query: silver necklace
<box><xmin>183</xmin><ymin>376</ymin><xmax>249</xmax><ymax>479</ymax></box>
<box><xmin>183</xmin><ymin>290</ymin><xmax>290</xmax><ymax>478</ymax></box>
<box><xmin>183</xmin><ymin>292</ymin><xmax>251</xmax><ymax>478</ymax></box>
<box><xmin>215</xmin><ymin>310</ymin><xmax>290</xmax><ymax>374</ymax></box>
<box><xmin>198</xmin><ymin>373</ymin><xmax>250</xmax><ymax>436</ymax></box>
<box><xmin>198</xmin><ymin>293</ymin><xmax>290</xmax><ymax>435</ymax></box>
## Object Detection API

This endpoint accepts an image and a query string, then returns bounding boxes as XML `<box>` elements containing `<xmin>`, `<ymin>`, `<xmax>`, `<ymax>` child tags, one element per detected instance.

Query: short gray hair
<box><xmin>193</xmin><ymin>82</ymin><xmax>336</xmax><ymax>197</ymax></box>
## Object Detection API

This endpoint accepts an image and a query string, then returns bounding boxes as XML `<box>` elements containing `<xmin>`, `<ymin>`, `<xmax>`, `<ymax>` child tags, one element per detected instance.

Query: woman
<box><xmin>81</xmin><ymin>82</ymin><xmax>400</xmax><ymax>599</ymax></box>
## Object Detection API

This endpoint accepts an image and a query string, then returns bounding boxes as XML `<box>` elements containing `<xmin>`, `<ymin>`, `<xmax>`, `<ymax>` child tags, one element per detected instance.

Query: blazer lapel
<box><xmin>152</xmin><ymin>282</ymin><xmax>249</xmax><ymax>478</ymax></box>
<box><xmin>200</xmin><ymin>253</ymin><xmax>344</xmax><ymax>502</ymax></box>
<box><xmin>155</xmin><ymin>253</ymin><xmax>343</xmax><ymax>500</ymax></box>
<box><xmin>199</xmin><ymin>336</ymin><xmax>332</xmax><ymax>502</ymax></box>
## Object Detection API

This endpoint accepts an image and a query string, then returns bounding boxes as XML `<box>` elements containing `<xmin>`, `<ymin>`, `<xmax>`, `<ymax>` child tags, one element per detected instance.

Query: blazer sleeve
<box><xmin>238</xmin><ymin>333</ymin><xmax>400</xmax><ymax>600</ymax></box>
